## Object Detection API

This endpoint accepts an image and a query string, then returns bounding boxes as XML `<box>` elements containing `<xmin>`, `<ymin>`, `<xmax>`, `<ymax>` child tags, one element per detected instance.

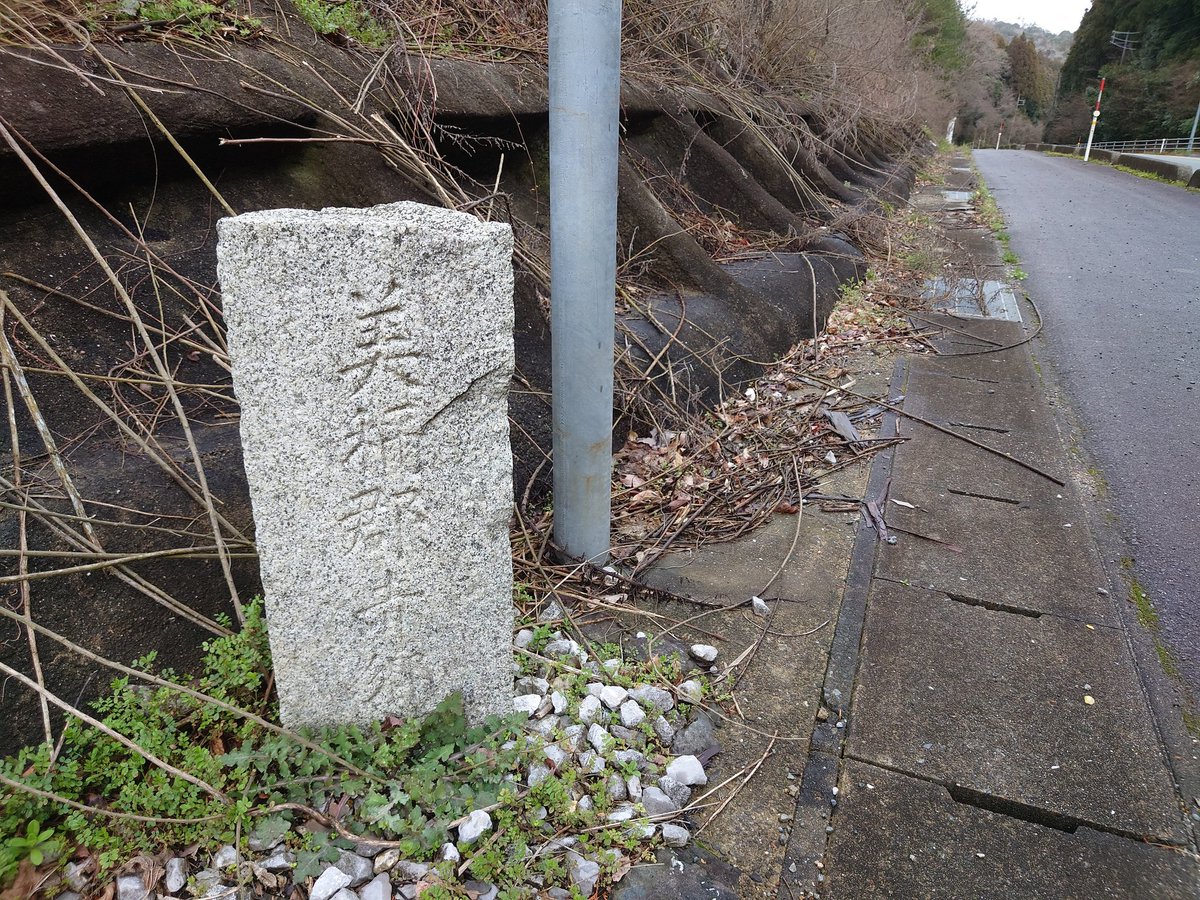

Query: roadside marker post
<box><xmin>1083</xmin><ymin>77</ymin><xmax>1106</xmax><ymax>162</ymax></box>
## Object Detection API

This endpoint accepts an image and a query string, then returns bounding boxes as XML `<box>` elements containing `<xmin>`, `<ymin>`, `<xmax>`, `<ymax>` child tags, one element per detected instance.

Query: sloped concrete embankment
<box><xmin>0</xmin><ymin>5</ymin><xmax>919</xmax><ymax>750</ymax></box>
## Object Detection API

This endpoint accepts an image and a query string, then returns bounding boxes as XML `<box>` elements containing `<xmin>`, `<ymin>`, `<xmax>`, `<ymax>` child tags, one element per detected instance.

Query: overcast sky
<box><xmin>967</xmin><ymin>0</ymin><xmax>1092</xmax><ymax>34</ymax></box>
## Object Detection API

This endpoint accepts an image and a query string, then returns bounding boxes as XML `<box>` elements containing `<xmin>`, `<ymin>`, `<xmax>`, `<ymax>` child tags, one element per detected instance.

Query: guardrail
<box><xmin>1086</xmin><ymin>137</ymin><xmax>1197</xmax><ymax>154</ymax></box>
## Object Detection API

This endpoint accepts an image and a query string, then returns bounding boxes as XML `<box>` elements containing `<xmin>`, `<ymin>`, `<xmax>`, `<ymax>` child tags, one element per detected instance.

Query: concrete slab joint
<box><xmin>217</xmin><ymin>201</ymin><xmax>516</xmax><ymax>728</ymax></box>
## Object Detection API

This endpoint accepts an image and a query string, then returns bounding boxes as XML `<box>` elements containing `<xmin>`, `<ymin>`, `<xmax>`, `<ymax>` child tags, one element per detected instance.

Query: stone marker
<box><xmin>216</xmin><ymin>202</ymin><xmax>515</xmax><ymax>728</ymax></box>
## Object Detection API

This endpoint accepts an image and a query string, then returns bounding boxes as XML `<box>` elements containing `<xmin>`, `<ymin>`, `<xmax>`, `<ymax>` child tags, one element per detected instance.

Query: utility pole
<box><xmin>1084</xmin><ymin>77</ymin><xmax>1106</xmax><ymax>162</ymax></box>
<box><xmin>1109</xmin><ymin>30</ymin><xmax>1139</xmax><ymax>64</ymax></box>
<box><xmin>548</xmin><ymin>0</ymin><xmax>622</xmax><ymax>564</ymax></box>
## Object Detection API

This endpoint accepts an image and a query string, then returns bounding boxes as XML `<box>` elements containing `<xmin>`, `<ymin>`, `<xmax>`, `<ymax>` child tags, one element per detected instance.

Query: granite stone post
<box><xmin>216</xmin><ymin>202</ymin><xmax>515</xmax><ymax>728</ymax></box>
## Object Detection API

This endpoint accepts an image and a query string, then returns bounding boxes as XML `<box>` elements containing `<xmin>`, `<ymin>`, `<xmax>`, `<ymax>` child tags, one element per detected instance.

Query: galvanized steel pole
<box><xmin>548</xmin><ymin>0</ymin><xmax>622</xmax><ymax>563</ymax></box>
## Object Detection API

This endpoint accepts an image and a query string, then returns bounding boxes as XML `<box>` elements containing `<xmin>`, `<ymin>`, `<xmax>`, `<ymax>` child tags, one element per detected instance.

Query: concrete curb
<box><xmin>1028</xmin><ymin>143</ymin><xmax>1199</xmax><ymax>186</ymax></box>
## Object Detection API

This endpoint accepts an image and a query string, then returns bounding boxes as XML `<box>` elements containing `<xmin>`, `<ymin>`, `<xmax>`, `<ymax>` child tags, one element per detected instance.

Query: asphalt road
<box><xmin>974</xmin><ymin>149</ymin><xmax>1200</xmax><ymax>695</ymax></box>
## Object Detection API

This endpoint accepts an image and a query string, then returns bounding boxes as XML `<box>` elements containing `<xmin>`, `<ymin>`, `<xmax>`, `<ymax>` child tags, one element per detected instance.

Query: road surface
<box><xmin>974</xmin><ymin>149</ymin><xmax>1200</xmax><ymax>695</ymax></box>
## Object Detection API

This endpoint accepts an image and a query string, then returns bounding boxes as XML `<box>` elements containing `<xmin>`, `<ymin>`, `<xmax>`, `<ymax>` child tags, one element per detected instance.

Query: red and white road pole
<box><xmin>1083</xmin><ymin>77</ymin><xmax>1106</xmax><ymax>162</ymax></box>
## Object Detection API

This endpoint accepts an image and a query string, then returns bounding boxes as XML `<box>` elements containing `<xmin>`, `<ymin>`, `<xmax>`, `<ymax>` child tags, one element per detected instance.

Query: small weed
<box><xmin>290</xmin><ymin>0</ymin><xmax>392</xmax><ymax>47</ymax></box>
<box><xmin>1183</xmin><ymin>709</ymin><xmax>1200</xmax><ymax>740</ymax></box>
<box><xmin>1</xmin><ymin>821</ymin><xmax>61</xmax><ymax>882</ymax></box>
<box><xmin>1001</xmin><ymin>248</ymin><xmax>1019</xmax><ymax>266</ymax></box>
<box><xmin>1129</xmin><ymin>576</ymin><xmax>1159</xmax><ymax>630</ymax></box>
<box><xmin>1009</xmin><ymin>267</ymin><xmax>1028</xmax><ymax>281</ymax></box>
<box><xmin>1155</xmin><ymin>642</ymin><xmax>1181</xmax><ymax>678</ymax></box>
<box><xmin>104</xmin><ymin>0</ymin><xmax>263</xmax><ymax>39</ymax></box>
<box><xmin>901</xmin><ymin>249</ymin><xmax>939</xmax><ymax>275</ymax></box>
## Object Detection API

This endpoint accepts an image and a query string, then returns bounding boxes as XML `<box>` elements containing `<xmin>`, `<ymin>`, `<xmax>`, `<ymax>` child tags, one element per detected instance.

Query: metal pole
<box><xmin>995</xmin><ymin>123</ymin><xmax>1003</xmax><ymax>150</ymax></box>
<box><xmin>1188</xmin><ymin>99</ymin><xmax>1199</xmax><ymax>153</ymax></box>
<box><xmin>548</xmin><ymin>0</ymin><xmax>622</xmax><ymax>564</ymax></box>
<box><xmin>1083</xmin><ymin>77</ymin><xmax>1106</xmax><ymax>162</ymax></box>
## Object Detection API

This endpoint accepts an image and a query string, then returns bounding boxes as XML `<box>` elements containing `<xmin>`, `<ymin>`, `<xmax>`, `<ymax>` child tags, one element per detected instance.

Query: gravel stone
<box><xmin>613</xmin><ymin>748</ymin><xmax>647</xmax><ymax>770</ymax></box>
<box><xmin>578</xmin><ymin>695</ymin><xmax>602</xmax><ymax>724</ymax></box>
<box><xmin>514</xmin><ymin>694</ymin><xmax>542</xmax><ymax>717</ymax></box>
<box><xmin>652</xmin><ymin>715</ymin><xmax>676</xmax><ymax>745</ymax></box>
<box><xmin>371</xmin><ymin>848</ymin><xmax>400</xmax><ymax>874</ymax></box>
<box><xmin>550</xmin><ymin>690</ymin><xmax>568</xmax><ymax>714</ymax></box>
<box><xmin>392</xmin><ymin>860</ymin><xmax>430</xmax><ymax>882</ymax></box>
<box><xmin>578</xmin><ymin>751</ymin><xmax>607</xmax><ymax>774</ymax></box>
<box><xmin>530</xmin><ymin>714</ymin><xmax>559</xmax><ymax>739</ymax></box>
<box><xmin>619</xmin><ymin>699</ymin><xmax>646</xmax><ymax>728</ymax></box>
<box><xmin>606</xmin><ymin>804</ymin><xmax>636</xmax><ymax>823</ymax></box>
<box><xmin>578</xmin><ymin>795</ymin><xmax>594</xmax><ymax>812</ymax></box>
<box><xmin>656</xmin><ymin>775</ymin><xmax>693</xmax><ymax>807</ymax></box>
<box><xmin>751</xmin><ymin>596</ymin><xmax>770</xmax><ymax>617</ymax></box>
<box><xmin>641</xmin><ymin>786</ymin><xmax>679</xmax><ymax>815</ymax></box>
<box><xmin>676</xmin><ymin>679</ymin><xmax>703</xmax><ymax>705</ymax></box>
<box><xmin>64</xmin><ymin>861</ymin><xmax>91</xmax><ymax>892</ymax></box>
<box><xmin>164</xmin><ymin>858</ymin><xmax>187</xmax><ymax>894</ymax></box>
<box><xmin>666</xmin><ymin>755</ymin><xmax>708</xmax><ymax>786</ymax></box>
<box><xmin>661</xmin><ymin>823</ymin><xmax>691</xmax><ymax>847</ymax></box>
<box><xmin>458</xmin><ymin>809</ymin><xmax>493</xmax><ymax>845</ymax></box>
<box><xmin>585</xmin><ymin>683</ymin><xmax>604</xmax><ymax>698</ymax></box>
<box><xmin>515</xmin><ymin>628</ymin><xmax>534</xmax><ymax>649</ymax></box>
<box><xmin>335</xmin><ymin>851</ymin><xmax>375</xmax><ymax>887</ymax></box>
<box><xmin>191</xmin><ymin>870</ymin><xmax>222</xmax><ymax>896</ymax></box>
<box><xmin>562</xmin><ymin>724</ymin><xmax>585</xmax><ymax>752</ymax></box>
<box><xmin>599</xmin><ymin>685</ymin><xmax>629</xmax><ymax>709</ymax></box>
<box><xmin>330</xmin><ymin>889</ymin><xmax>359</xmax><ymax>900</ymax></box>
<box><xmin>611</xmin><ymin>724</ymin><xmax>646</xmax><ymax>747</ymax></box>
<box><xmin>213</xmin><ymin>845</ymin><xmax>239</xmax><ymax>870</ymax></box>
<box><xmin>353</xmin><ymin>841</ymin><xmax>385</xmax><ymax>859</ymax></box>
<box><xmin>310</xmin><ymin>866</ymin><xmax>352</xmax><ymax>900</ymax></box>
<box><xmin>607</xmin><ymin>773</ymin><xmax>628</xmax><ymax>801</ymax></box>
<box><xmin>544</xmin><ymin>743</ymin><xmax>568</xmax><ymax>769</ymax></box>
<box><xmin>515</xmin><ymin>676</ymin><xmax>549</xmax><ymax>695</ymax></box>
<box><xmin>439</xmin><ymin>843</ymin><xmax>461</xmax><ymax>864</ymax></box>
<box><xmin>116</xmin><ymin>875</ymin><xmax>149</xmax><ymax>900</ymax></box>
<box><xmin>539</xmin><ymin>599</ymin><xmax>564</xmax><ymax>622</ymax></box>
<box><xmin>587</xmin><ymin>723</ymin><xmax>612</xmax><ymax>754</ymax></box>
<box><xmin>359</xmin><ymin>874</ymin><xmax>391</xmax><ymax>900</ymax></box>
<box><xmin>260</xmin><ymin>850</ymin><xmax>296</xmax><ymax>872</ymax></box>
<box><xmin>567</xmin><ymin>853</ymin><xmax>600</xmax><ymax>896</ymax></box>
<box><xmin>629</xmin><ymin>685</ymin><xmax>675</xmax><ymax>712</ymax></box>
<box><xmin>672</xmin><ymin>713</ymin><xmax>718</xmax><ymax>756</ymax></box>
<box><xmin>689</xmin><ymin>644</ymin><xmax>718</xmax><ymax>663</ymax></box>
<box><xmin>528</xmin><ymin>762</ymin><xmax>551</xmax><ymax>786</ymax></box>
<box><xmin>627</xmin><ymin>775</ymin><xmax>643</xmax><ymax>801</ymax></box>
<box><xmin>628</xmin><ymin>822</ymin><xmax>657</xmax><ymax>840</ymax></box>
<box><xmin>249</xmin><ymin>829</ymin><xmax>286</xmax><ymax>852</ymax></box>
<box><xmin>543</xmin><ymin>639</ymin><xmax>580</xmax><ymax>660</ymax></box>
